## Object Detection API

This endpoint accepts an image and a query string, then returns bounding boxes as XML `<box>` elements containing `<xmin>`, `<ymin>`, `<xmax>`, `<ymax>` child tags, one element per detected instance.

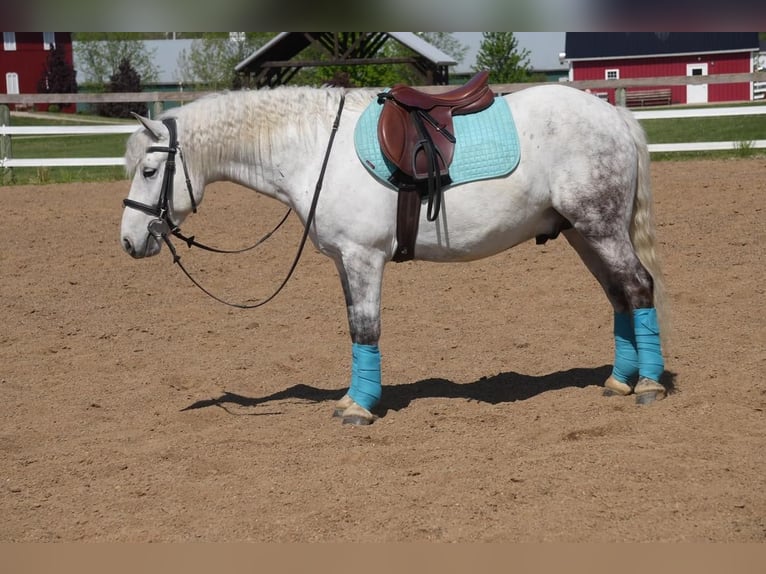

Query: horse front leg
<box><xmin>332</xmin><ymin>250</ymin><xmax>386</xmax><ymax>425</ymax></box>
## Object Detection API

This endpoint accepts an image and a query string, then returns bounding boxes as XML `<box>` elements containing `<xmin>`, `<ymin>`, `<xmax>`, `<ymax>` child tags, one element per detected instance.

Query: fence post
<box><xmin>615</xmin><ymin>87</ymin><xmax>626</xmax><ymax>107</ymax></box>
<box><xmin>152</xmin><ymin>100</ymin><xmax>163</xmax><ymax>119</ymax></box>
<box><xmin>0</xmin><ymin>104</ymin><xmax>13</xmax><ymax>184</ymax></box>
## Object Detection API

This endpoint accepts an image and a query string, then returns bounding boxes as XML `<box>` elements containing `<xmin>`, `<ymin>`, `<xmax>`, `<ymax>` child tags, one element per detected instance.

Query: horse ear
<box><xmin>132</xmin><ymin>113</ymin><xmax>165</xmax><ymax>141</ymax></box>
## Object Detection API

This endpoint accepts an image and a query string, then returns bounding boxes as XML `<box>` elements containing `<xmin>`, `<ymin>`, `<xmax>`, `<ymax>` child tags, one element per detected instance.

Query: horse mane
<box><xmin>125</xmin><ymin>86</ymin><xmax>369</xmax><ymax>180</ymax></box>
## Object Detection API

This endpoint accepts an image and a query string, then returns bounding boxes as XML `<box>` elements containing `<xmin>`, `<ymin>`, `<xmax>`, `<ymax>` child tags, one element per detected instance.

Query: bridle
<box><xmin>123</xmin><ymin>117</ymin><xmax>287</xmax><ymax>256</ymax></box>
<box><xmin>122</xmin><ymin>94</ymin><xmax>345</xmax><ymax>309</ymax></box>
<box><xmin>122</xmin><ymin>117</ymin><xmax>197</xmax><ymax>237</ymax></box>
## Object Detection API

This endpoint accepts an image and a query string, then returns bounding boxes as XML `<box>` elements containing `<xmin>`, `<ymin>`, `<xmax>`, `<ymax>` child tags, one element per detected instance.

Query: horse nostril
<box><xmin>122</xmin><ymin>237</ymin><xmax>134</xmax><ymax>254</ymax></box>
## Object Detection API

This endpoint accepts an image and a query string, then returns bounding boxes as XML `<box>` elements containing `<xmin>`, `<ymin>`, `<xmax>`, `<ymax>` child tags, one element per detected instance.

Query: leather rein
<box><xmin>122</xmin><ymin>93</ymin><xmax>345</xmax><ymax>309</ymax></box>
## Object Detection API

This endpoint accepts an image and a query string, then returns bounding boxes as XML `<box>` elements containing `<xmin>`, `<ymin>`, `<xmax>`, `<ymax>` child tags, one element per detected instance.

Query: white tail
<box><xmin>618</xmin><ymin>107</ymin><xmax>669</xmax><ymax>345</ymax></box>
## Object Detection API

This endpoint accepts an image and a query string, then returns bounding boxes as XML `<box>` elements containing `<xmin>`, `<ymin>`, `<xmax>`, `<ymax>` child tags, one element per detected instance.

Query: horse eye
<box><xmin>142</xmin><ymin>167</ymin><xmax>158</xmax><ymax>179</ymax></box>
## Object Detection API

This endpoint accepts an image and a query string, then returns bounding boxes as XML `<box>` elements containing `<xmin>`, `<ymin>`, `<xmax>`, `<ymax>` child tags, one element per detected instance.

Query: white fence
<box><xmin>2</xmin><ymin>103</ymin><xmax>766</xmax><ymax>169</ymax></box>
<box><xmin>0</xmin><ymin>124</ymin><xmax>136</xmax><ymax>167</ymax></box>
<box><xmin>633</xmin><ymin>105</ymin><xmax>766</xmax><ymax>152</ymax></box>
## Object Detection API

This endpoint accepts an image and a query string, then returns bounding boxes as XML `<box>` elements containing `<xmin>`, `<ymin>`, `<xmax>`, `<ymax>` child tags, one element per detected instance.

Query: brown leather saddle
<box><xmin>376</xmin><ymin>71</ymin><xmax>495</xmax><ymax>261</ymax></box>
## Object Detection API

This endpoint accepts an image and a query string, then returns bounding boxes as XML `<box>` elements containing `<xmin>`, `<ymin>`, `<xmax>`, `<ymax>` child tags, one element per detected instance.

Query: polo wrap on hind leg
<box><xmin>612</xmin><ymin>311</ymin><xmax>639</xmax><ymax>384</ymax></box>
<box><xmin>633</xmin><ymin>307</ymin><xmax>664</xmax><ymax>382</ymax></box>
<box><xmin>348</xmin><ymin>343</ymin><xmax>382</xmax><ymax>411</ymax></box>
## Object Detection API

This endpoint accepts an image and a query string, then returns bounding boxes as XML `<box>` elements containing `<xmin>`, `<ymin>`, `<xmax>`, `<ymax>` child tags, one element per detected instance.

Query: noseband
<box><xmin>122</xmin><ymin>117</ymin><xmax>196</xmax><ymax>237</ymax></box>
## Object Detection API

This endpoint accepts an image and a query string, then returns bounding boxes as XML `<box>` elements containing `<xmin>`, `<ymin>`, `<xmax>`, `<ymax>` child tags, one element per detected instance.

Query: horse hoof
<box><xmin>634</xmin><ymin>377</ymin><xmax>666</xmax><ymax>405</ymax></box>
<box><xmin>603</xmin><ymin>375</ymin><xmax>632</xmax><ymax>397</ymax></box>
<box><xmin>341</xmin><ymin>402</ymin><xmax>377</xmax><ymax>426</ymax></box>
<box><xmin>332</xmin><ymin>394</ymin><xmax>354</xmax><ymax>418</ymax></box>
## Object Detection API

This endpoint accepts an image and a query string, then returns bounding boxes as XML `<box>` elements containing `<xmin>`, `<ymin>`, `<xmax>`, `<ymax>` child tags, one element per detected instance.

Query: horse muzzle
<box><xmin>122</xmin><ymin>235</ymin><xmax>162</xmax><ymax>259</ymax></box>
<box><xmin>121</xmin><ymin>220</ymin><xmax>165</xmax><ymax>259</ymax></box>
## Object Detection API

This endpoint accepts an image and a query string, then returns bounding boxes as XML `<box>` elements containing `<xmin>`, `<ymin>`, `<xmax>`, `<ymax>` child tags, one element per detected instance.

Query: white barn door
<box><xmin>686</xmin><ymin>63</ymin><xmax>708</xmax><ymax>104</ymax></box>
<box><xmin>5</xmin><ymin>72</ymin><xmax>19</xmax><ymax>94</ymax></box>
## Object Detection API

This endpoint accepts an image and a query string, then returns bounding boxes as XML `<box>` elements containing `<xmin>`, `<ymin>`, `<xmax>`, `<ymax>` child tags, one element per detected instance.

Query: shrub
<box><xmin>37</xmin><ymin>43</ymin><xmax>77</xmax><ymax>113</ymax></box>
<box><xmin>98</xmin><ymin>58</ymin><xmax>148</xmax><ymax>118</ymax></box>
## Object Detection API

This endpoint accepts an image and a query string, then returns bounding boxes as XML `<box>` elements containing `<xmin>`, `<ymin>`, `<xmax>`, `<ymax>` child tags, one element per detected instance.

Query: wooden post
<box><xmin>615</xmin><ymin>87</ymin><xmax>626</xmax><ymax>107</ymax></box>
<box><xmin>152</xmin><ymin>100</ymin><xmax>163</xmax><ymax>119</ymax></box>
<box><xmin>0</xmin><ymin>105</ymin><xmax>12</xmax><ymax>184</ymax></box>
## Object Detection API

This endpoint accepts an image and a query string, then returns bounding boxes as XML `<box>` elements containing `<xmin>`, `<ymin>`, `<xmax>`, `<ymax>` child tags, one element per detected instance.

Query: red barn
<box><xmin>1</xmin><ymin>32</ymin><xmax>75</xmax><ymax>111</ymax></box>
<box><xmin>564</xmin><ymin>32</ymin><xmax>760</xmax><ymax>106</ymax></box>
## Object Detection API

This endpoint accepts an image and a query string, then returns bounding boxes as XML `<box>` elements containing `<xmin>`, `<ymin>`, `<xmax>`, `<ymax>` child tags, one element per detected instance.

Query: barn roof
<box><xmin>565</xmin><ymin>32</ymin><xmax>760</xmax><ymax>61</ymax></box>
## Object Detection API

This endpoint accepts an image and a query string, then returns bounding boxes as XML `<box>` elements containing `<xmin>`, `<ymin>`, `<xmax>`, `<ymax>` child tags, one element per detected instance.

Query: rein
<box><xmin>170</xmin><ymin>209</ymin><xmax>292</xmax><ymax>255</ymax></box>
<box><xmin>126</xmin><ymin>94</ymin><xmax>345</xmax><ymax>309</ymax></box>
<box><xmin>124</xmin><ymin>117</ymin><xmax>289</xmax><ymax>255</ymax></box>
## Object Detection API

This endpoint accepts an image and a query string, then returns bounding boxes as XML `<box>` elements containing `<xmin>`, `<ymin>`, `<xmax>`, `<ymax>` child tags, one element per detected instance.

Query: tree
<box><xmin>473</xmin><ymin>32</ymin><xmax>532</xmax><ymax>84</ymax></box>
<box><xmin>37</xmin><ymin>43</ymin><xmax>77</xmax><ymax>112</ymax></box>
<box><xmin>307</xmin><ymin>49</ymin><xmax>411</xmax><ymax>89</ymax></box>
<box><xmin>293</xmin><ymin>38</ymin><xmax>406</xmax><ymax>88</ymax></box>
<box><xmin>307</xmin><ymin>33</ymin><xmax>469</xmax><ymax>88</ymax></box>
<box><xmin>74</xmin><ymin>33</ymin><xmax>159</xmax><ymax>88</ymax></box>
<box><xmin>98</xmin><ymin>58</ymin><xmax>147</xmax><ymax>118</ymax></box>
<box><xmin>177</xmin><ymin>32</ymin><xmax>274</xmax><ymax>90</ymax></box>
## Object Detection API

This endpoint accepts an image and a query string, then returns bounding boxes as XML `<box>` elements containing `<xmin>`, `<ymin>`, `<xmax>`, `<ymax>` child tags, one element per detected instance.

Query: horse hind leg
<box><xmin>563</xmin><ymin>228</ymin><xmax>666</xmax><ymax>404</ymax></box>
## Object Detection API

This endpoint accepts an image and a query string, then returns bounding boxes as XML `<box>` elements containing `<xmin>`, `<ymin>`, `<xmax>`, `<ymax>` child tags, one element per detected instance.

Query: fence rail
<box><xmin>4</xmin><ymin>157</ymin><xmax>126</xmax><ymax>167</ymax></box>
<box><xmin>2</xmin><ymin>71</ymin><xmax>765</xmax><ymax>105</ymax></box>
<box><xmin>2</xmin><ymin>78</ymin><xmax>766</xmax><ymax>168</ymax></box>
<box><xmin>0</xmin><ymin>125</ymin><xmax>137</xmax><ymax>136</ymax></box>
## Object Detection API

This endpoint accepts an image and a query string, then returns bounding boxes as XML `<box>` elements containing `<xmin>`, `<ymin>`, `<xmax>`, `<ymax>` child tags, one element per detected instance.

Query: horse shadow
<box><xmin>181</xmin><ymin>366</ymin><xmax>676</xmax><ymax>417</ymax></box>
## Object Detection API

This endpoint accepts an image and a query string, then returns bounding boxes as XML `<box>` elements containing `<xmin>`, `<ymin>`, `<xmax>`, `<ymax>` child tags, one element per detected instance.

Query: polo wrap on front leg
<box><xmin>633</xmin><ymin>307</ymin><xmax>664</xmax><ymax>382</ymax></box>
<box><xmin>612</xmin><ymin>311</ymin><xmax>639</xmax><ymax>384</ymax></box>
<box><xmin>348</xmin><ymin>343</ymin><xmax>382</xmax><ymax>411</ymax></box>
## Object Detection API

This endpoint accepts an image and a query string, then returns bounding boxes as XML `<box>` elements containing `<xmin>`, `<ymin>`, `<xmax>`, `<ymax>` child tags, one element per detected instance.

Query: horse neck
<box><xmin>185</xmin><ymin>89</ymin><xmax>339</xmax><ymax>210</ymax></box>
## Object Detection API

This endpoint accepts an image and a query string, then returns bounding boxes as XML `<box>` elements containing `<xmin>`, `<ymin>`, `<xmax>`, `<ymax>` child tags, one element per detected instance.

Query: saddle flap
<box><xmin>377</xmin><ymin>103</ymin><xmax>453</xmax><ymax>180</ymax></box>
<box><xmin>376</xmin><ymin>101</ymin><xmax>410</xmax><ymax>167</ymax></box>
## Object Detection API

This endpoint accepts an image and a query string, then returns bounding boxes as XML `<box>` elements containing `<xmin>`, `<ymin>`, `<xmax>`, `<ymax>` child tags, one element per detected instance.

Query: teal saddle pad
<box><xmin>354</xmin><ymin>95</ymin><xmax>520</xmax><ymax>189</ymax></box>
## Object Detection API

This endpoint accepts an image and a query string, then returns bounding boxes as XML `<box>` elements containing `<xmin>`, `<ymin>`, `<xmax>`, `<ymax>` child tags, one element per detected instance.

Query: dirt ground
<box><xmin>1</xmin><ymin>158</ymin><xmax>764</xmax><ymax>542</ymax></box>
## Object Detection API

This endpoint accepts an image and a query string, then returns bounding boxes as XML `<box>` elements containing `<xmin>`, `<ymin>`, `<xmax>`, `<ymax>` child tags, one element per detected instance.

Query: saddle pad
<box><xmin>354</xmin><ymin>95</ymin><xmax>520</xmax><ymax>189</ymax></box>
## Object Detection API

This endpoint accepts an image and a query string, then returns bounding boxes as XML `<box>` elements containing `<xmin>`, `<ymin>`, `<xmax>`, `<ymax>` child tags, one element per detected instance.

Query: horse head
<box><xmin>120</xmin><ymin>114</ymin><xmax>200</xmax><ymax>259</ymax></box>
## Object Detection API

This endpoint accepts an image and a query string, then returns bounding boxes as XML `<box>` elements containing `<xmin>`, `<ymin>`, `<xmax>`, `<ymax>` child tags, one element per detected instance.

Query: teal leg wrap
<box><xmin>348</xmin><ymin>343</ymin><xmax>381</xmax><ymax>411</ymax></box>
<box><xmin>633</xmin><ymin>307</ymin><xmax>664</xmax><ymax>382</ymax></box>
<box><xmin>612</xmin><ymin>311</ymin><xmax>639</xmax><ymax>384</ymax></box>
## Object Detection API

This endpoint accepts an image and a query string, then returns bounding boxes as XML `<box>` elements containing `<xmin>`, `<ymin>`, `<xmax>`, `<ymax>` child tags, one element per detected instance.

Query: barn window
<box><xmin>43</xmin><ymin>32</ymin><xmax>55</xmax><ymax>50</ymax></box>
<box><xmin>605</xmin><ymin>69</ymin><xmax>620</xmax><ymax>80</ymax></box>
<box><xmin>6</xmin><ymin>72</ymin><xmax>19</xmax><ymax>94</ymax></box>
<box><xmin>3</xmin><ymin>32</ymin><xmax>16</xmax><ymax>51</ymax></box>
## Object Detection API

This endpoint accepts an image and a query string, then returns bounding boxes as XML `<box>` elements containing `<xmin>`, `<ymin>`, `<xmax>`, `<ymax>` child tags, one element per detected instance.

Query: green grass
<box><xmin>2</xmin><ymin>105</ymin><xmax>765</xmax><ymax>186</ymax></box>
<box><xmin>640</xmin><ymin>114</ymin><xmax>766</xmax><ymax>144</ymax></box>
<box><xmin>13</xmin><ymin>133</ymin><xmax>130</xmax><ymax>159</ymax></box>
<box><xmin>2</xmin><ymin>113</ymin><xmax>131</xmax><ymax>185</ymax></box>
<box><xmin>640</xmin><ymin>111</ymin><xmax>766</xmax><ymax>161</ymax></box>
<box><xmin>2</xmin><ymin>165</ymin><xmax>127</xmax><ymax>186</ymax></box>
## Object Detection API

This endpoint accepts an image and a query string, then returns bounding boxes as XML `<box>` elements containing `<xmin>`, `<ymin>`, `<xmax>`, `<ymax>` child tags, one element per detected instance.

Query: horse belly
<box><xmin>411</xmin><ymin>192</ymin><xmax>558</xmax><ymax>262</ymax></box>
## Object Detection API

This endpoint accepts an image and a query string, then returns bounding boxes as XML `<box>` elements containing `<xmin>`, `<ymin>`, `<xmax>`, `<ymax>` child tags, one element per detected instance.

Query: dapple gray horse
<box><xmin>120</xmin><ymin>83</ymin><xmax>668</xmax><ymax>425</ymax></box>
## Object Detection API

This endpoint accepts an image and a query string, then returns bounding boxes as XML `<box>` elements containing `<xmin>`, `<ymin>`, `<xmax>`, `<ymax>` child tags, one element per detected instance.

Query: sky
<box><xmin>74</xmin><ymin>33</ymin><xmax>570</xmax><ymax>84</ymax></box>
<box><xmin>451</xmin><ymin>32</ymin><xmax>567</xmax><ymax>74</ymax></box>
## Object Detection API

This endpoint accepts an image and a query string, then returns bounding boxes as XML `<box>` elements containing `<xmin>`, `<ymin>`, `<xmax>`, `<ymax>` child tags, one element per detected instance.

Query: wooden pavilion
<box><xmin>234</xmin><ymin>32</ymin><xmax>457</xmax><ymax>88</ymax></box>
